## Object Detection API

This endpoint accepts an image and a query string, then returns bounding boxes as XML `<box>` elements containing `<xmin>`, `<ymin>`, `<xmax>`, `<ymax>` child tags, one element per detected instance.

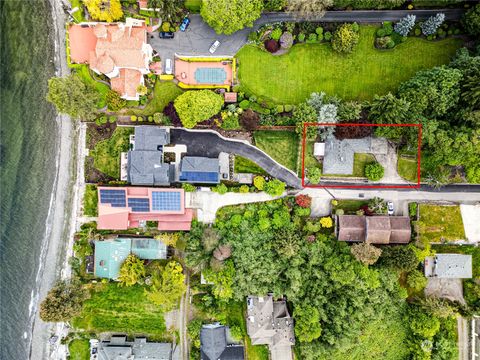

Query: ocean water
<box><xmin>0</xmin><ymin>0</ymin><xmax>57</xmax><ymax>358</ymax></box>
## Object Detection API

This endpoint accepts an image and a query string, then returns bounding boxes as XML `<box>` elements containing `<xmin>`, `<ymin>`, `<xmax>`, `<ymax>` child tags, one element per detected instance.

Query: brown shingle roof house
<box><xmin>337</xmin><ymin>215</ymin><xmax>411</xmax><ymax>244</ymax></box>
<box><xmin>68</xmin><ymin>18</ymin><xmax>153</xmax><ymax>100</ymax></box>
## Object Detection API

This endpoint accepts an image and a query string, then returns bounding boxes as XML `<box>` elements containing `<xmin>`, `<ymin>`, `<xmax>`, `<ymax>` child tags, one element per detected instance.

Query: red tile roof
<box><xmin>111</xmin><ymin>69</ymin><xmax>142</xmax><ymax>99</ymax></box>
<box><xmin>68</xmin><ymin>25</ymin><xmax>97</xmax><ymax>63</ymax></box>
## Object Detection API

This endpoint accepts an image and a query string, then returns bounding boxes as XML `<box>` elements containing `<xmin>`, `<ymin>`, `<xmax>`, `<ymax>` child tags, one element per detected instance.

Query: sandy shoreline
<box><xmin>29</xmin><ymin>0</ymin><xmax>86</xmax><ymax>358</ymax></box>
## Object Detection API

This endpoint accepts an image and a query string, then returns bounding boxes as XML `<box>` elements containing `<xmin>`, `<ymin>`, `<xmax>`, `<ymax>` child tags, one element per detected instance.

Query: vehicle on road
<box><xmin>387</xmin><ymin>201</ymin><xmax>394</xmax><ymax>215</ymax></box>
<box><xmin>165</xmin><ymin>58</ymin><xmax>172</xmax><ymax>75</ymax></box>
<box><xmin>180</xmin><ymin>16</ymin><xmax>190</xmax><ymax>32</ymax></box>
<box><xmin>159</xmin><ymin>31</ymin><xmax>174</xmax><ymax>39</ymax></box>
<box><xmin>209</xmin><ymin>40</ymin><xmax>220</xmax><ymax>54</ymax></box>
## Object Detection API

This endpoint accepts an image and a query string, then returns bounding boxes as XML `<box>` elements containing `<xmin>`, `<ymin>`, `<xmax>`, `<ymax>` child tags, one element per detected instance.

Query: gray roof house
<box><xmin>95</xmin><ymin>335</ymin><xmax>179</xmax><ymax>360</ymax></box>
<box><xmin>424</xmin><ymin>254</ymin><xmax>473</xmax><ymax>278</ymax></box>
<box><xmin>246</xmin><ymin>295</ymin><xmax>294</xmax><ymax>360</ymax></box>
<box><xmin>127</xmin><ymin>126</ymin><xmax>173</xmax><ymax>186</ymax></box>
<box><xmin>200</xmin><ymin>323</ymin><xmax>244</xmax><ymax>360</ymax></box>
<box><xmin>179</xmin><ymin>156</ymin><xmax>221</xmax><ymax>184</ymax></box>
<box><xmin>322</xmin><ymin>136</ymin><xmax>371</xmax><ymax>175</ymax></box>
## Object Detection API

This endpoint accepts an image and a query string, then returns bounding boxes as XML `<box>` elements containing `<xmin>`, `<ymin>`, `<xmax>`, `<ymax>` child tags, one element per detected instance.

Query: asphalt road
<box><xmin>170</xmin><ymin>129</ymin><xmax>302</xmax><ymax>188</ymax></box>
<box><xmin>149</xmin><ymin>8</ymin><xmax>465</xmax><ymax>65</ymax></box>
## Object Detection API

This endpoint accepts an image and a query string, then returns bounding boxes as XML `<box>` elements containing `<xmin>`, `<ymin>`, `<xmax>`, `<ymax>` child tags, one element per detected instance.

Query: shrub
<box><xmin>307</xmin><ymin>167</ymin><xmax>321</xmax><ymax>184</ymax></box>
<box><xmin>240</xmin><ymin>109</ymin><xmax>260</xmax><ymax>130</ymax></box>
<box><xmin>162</xmin><ymin>21</ymin><xmax>170</xmax><ymax>32</ymax></box>
<box><xmin>394</xmin><ymin>14</ymin><xmax>416</xmax><ymax>36</ymax></box>
<box><xmin>138</xmin><ymin>116</ymin><xmax>143</xmax><ymax>122</ymax></box>
<box><xmin>264</xmin><ymin>39</ymin><xmax>280</xmax><ymax>53</ymax></box>
<box><xmin>297</xmin><ymin>32</ymin><xmax>305</xmax><ymax>42</ymax></box>
<box><xmin>295</xmin><ymin>195</ymin><xmax>312</xmax><ymax>208</ymax></box>
<box><xmin>253</xmin><ymin>176</ymin><xmax>265</xmax><ymax>190</ymax></box>
<box><xmin>279</xmin><ymin>32</ymin><xmax>293</xmax><ymax>49</ymax></box>
<box><xmin>351</xmin><ymin>243</ymin><xmax>382</xmax><ymax>265</ymax></box>
<box><xmin>106</xmin><ymin>90</ymin><xmax>127</xmax><ymax>111</ymax></box>
<box><xmin>315</xmin><ymin>26</ymin><xmax>323</xmax><ymax>35</ymax></box>
<box><xmin>365</xmin><ymin>162</ymin><xmax>384</xmax><ymax>181</ymax></box>
<box><xmin>407</xmin><ymin>269</ymin><xmax>428</xmax><ymax>292</ymax></box>
<box><xmin>212</xmin><ymin>183</ymin><xmax>228</xmax><ymax>195</ymax></box>
<box><xmin>130</xmin><ymin>115</ymin><xmax>137</xmax><ymax>122</ymax></box>
<box><xmin>332</xmin><ymin>23</ymin><xmax>360</xmax><ymax>53</ymax></box>
<box><xmin>275</xmin><ymin>104</ymin><xmax>284</xmax><ymax>113</ymax></box>
<box><xmin>182</xmin><ymin>183</ymin><xmax>196</xmax><ymax>192</ymax></box>
<box><xmin>153</xmin><ymin>112</ymin><xmax>170</xmax><ymax>124</ymax></box>
<box><xmin>239</xmin><ymin>99</ymin><xmax>250</xmax><ymax>110</ymax></box>
<box><xmin>421</xmin><ymin>13</ymin><xmax>445</xmax><ymax>36</ymax></box>
<box><xmin>264</xmin><ymin>179</ymin><xmax>286</xmax><ymax>197</ymax></box>
<box><xmin>320</xmin><ymin>216</ymin><xmax>333</xmax><ymax>228</ymax></box>
<box><xmin>239</xmin><ymin>185</ymin><xmax>250</xmax><ymax>193</ymax></box>
<box><xmin>306</xmin><ymin>33</ymin><xmax>317</xmax><ymax>43</ymax></box>
<box><xmin>174</xmin><ymin>90</ymin><xmax>224</xmax><ymax>128</ymax></box>
<box><xmin>109</xmin><ymin>116</ymin><xmax>117</xmax><ymax>123</ymax></box>
<box><xmin>383</xmin><ymin>21</ymin><xmax>393</xmax><ymax>35</ymax></box>
<box><xmin>271</xmin><ymin>27</ymin><xmax>282</xmax><ymax>40</ymax></box>
<box><xmin>414</xmin><ymin>27</ymin><xmax>421</xmax><ymax>36</ymax></box>
<box><xmin>284</xmin><ymin>104</ymin><xmax>293</xmax><ymax>112</ymax></box>
<box><xmin>324</xmin><ymin>31</ymin><xmax>332</xmax><ymax>41</ymax></box>
<box><xmin>463</xmin><ymin>4</ymin><xmax>480</xmax><ymax>36</ymax></box>
<box><xmin>376</xmin><ymin>28</ymin><xmax>386</xmax><ymax>37</ymax></box>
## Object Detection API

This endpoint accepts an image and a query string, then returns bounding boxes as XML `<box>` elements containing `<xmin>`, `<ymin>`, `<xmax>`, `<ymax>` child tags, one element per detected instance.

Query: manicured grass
<box><xmin>83</xmin><ymin>184</ymin><xmax>98</xmax><ymax>217</ymax></box>
<box><xmin>398</xmin><ymin>156</ymin><xmax>418</xmax><ymax>182</ymax></box>
<box><xmin>254</xmin><ymin>131</ymin><xmax>299</xmax><ymax>172</ymax></box>
<box><xmin>68</xmin><ymin>339</ymin><xmax>90</xmax><ymax>360</ymax></box>
<box><xmin>303</xmin><ymin>139</ymin><xmax>321</xmax><ymax>173</ymax></box>
<box><xmin>234</xmin><ymin>156</ymin><xmax>267</xmax><ymax>175</ymax></box>
<box><xmin>73</xmin><ymin>283</ymin><xmax>167</xmax><ymax>337</ymax></box>
<box><xmin>417</xmin><ymin>205</ymin><xmax>466</xmax><ymax>243</ymax></box>
<box><xmin>185</xmin><ymin>0</ymin><xmax>202</xmax><ymax>12</ymax></box>
<box><xmin>91</xmin><ymin>127</ymin><xmax>133</xmax><ymax>179</ymax></box>
<box><xmin>74</xmin><ymin>65</ymin><xmax>110</xmax><ymax>108</ymax></box>
<box><xmin>131</xmin><ymin>81</ymin><xmax>183</xmax><ymax>116</ymax></box>
<box><xmin>245</xmin><ymin>337</ymin><xmax>269</xmax><ymax>360</ymax></box>
<box><xmin>333</xmin><ymin>199</ymin><xmax>369</xmax><ymax>214</ymax></box>
<box><xmin>236</xmin><ymin>26</ymin><xmax>463</xmax><ymax>103</ymax></box>
<box><xmin>352</xmin><ymin>153</ymin><xmax>376</xmax><ymax>177</ymax></box>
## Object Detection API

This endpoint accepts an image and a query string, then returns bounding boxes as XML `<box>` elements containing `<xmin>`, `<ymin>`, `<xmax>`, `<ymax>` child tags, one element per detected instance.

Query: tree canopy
<box><xmin>83</xmin><ymin>0</ymin><xmax>123</xmax><ymax>22</ymax></box>
<box><xmin>118</xmin><ymin>254</ymin><xmax>146</xmax><ymax>287</ymax></box>
<box><xmin>145</xmin><ymin>261</ymin><xmax>186</xmax><ymax>311</ymax></box>
<box><xmin>40</xmin><ymin>281</ymin><xmax>89</xmax><ymax>322</ymax></box>
<box><xmin>174</xmin><ymin>90</ymin><xmax>223</xmax><ymax>128</ymax></box>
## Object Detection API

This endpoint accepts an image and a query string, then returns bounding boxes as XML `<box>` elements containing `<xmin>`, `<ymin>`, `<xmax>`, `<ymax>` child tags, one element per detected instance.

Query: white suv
<box><xmin>209</xmin><ymin>40</ymin><xmax>220</xmax><ymax>54</ymax></box>
<box><xmin>165</xmin><ymin>58</ymin><xmax>172</xmax><ymax>74</ymax></box>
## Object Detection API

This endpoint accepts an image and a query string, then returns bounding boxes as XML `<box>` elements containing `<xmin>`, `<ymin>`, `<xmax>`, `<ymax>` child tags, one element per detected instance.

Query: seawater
<box><xmin>0</xmin><ymin>0</ymin><xmax>57</xmax><ymax>358</ymax></box>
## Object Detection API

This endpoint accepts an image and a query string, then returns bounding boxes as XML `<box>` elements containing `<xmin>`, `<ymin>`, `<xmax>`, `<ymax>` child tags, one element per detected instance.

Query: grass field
<box><xmin>74</xmin><ymin>65</ymin><xmax>110</xmax><ymax>108</ymax></box>
<box><xmin>236</xmin><ymin>26</ymin><xmax>463</xmax><ymax>103</ymax></box>
<box><xmin>254</xmin><ymin>131</ymin><xmax>299</xmax><ymax>172</ymax></box>
<box><xmin>417</xmin><ymin>205</ymin><xmax>466</xmax><ymax>243</ymax></box>
<box><xmin>83</xmin><ymin>184</ymin><xmax>98</xmax><ymax>216</ymax></box>
<box><xmin>234</xmin><ymin>156</ymin><xmax>267</xmax><ymax>175</ymax></box>
<box><xmin>91</xmin><ymin>127</ymin><xmax>133</xmax><ymax>179</ymax></box>
<box><xmin>73</xmin><ymin>283</ymin><xmax>167</xmax><ymax>338</ymax></box>
<box><xmin>131</xmin><ymin>81</ymin><xmax>183</xmax><ymax>116</ymax></box>
<box><xmin>68</xmin><ymin>339</ymin><xmax>89</xmax><ymax>360</ymax></box>
<box><xmin>398</xmin><ymin>156</ymin><xmax>418</xmax><ymax>182</ymax></box>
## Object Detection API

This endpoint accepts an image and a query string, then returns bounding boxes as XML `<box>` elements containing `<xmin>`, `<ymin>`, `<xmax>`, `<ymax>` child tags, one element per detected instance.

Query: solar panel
<box><xmin>128</xmin><ymin>198</ymin><xmax>150</xmax><ymax>212</ymax></box>
<box><xmin>151</xmin><ymin>191</ymin><xmax>181</xmax><ymax>211</ymax></box>
<box><xmin>179</xmin><ymin>171</ymin><xmax>219</xmax><ymax>183</ymax></box>
<box><xmin>99</xmin><ymin>189</ymin><xmax>127</xmax><ymax>207</ymax></box>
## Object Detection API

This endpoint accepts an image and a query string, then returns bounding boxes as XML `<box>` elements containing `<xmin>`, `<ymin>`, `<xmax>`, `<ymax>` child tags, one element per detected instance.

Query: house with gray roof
<box><xmin>127</xmin><ymin>126</ymin><xmax>173</xmax><ymax>186</ymax></box>
<box><xmin>322</xmin><ymin>136</ymin><xmax>371</xmax><ymax>175</ymax></box>
<box><xmin>94</xmin><ymin>335</ymin><xmax>179</xmax><ymax>360</ymax></box>
<box><xmin>246</xmin><ymin>295</ymin><xmax>294</xmax><ymax>360</ymax></box>
<box><xmin>179</xmin><ymin>156</ymin><xmax>221</xmax><ymax>184</ymax></box>
<box><xmin>200</xmin><ymin>323</ymin><xmax>244</xmax><ymax>360</ymax></box>
<box><xmin>424</xmin><ymin>254</ymin><xmax>473</xmax><ymax>278</ymax></box>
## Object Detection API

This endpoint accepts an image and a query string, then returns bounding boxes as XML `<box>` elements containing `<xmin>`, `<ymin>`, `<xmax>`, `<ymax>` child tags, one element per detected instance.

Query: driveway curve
<box><xmin>170</xmin><ymin>129</ymin><xmax>302</xmax><ymax>188</ymax></box>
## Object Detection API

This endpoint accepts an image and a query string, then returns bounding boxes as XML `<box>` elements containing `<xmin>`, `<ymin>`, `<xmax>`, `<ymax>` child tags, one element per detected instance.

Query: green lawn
<box><xmin>333</xmin><ymin>199</ymin><xmax>369</xmax><ymax>214</ymax></box>
<box><xmin>83</xmin><ymin>184</ymin><xmax>98</xmax><ymax>217</ymax></box>
<box><xmin>73</xmin><ymin>283</ymin><xmax>167</xmax><ymax>338</ymax></box>
<box><xmin>254</xmin><ymin>131</ymin><xmax>299</xmax><ymax>172</ymax></box>
<box><xmin>70</xmin><ymin>0</ymin><xmax>86</xmax><ymax>22</ymax></box>
<box><xmin>74</xmin><ymin>65</ymin><xmax>110</xmax><ymax>108</ymax></box>
<box><xmin>184</xmin><ymin>0</ymin><xmax>202</xmax><ymax>12</ymax></box>
<box><xmin>91</xmin><ymin>126</ymin><xmax>133</xmax><ymax>179</ymax></box>
<box><xmin>417</xmin><ymin>205</ymin><xmax>466</xmax><ymax>243</ymax></box>
<box><xmin>131</xmin><ymin>81</ymin><xmax>183</xmax><ymax>116</ymax></box>
<box><xmin>68</xmin><ymin>339</ymin><xmax>90</xmax><ymax>360</ymax></box>
<box><xmin>234</xmin><ymin>156</ymin><xmax>267</xmax><ymax>175</ymax></box>
<box><xmin>398</xmin><ymin>156</ymin><xmax>418</xmax><ymax>182</ymax></box>
<box><xmin>236</xmin><ymin>26</ymin><xmax>463</xmax><ymax>103</ymax></box>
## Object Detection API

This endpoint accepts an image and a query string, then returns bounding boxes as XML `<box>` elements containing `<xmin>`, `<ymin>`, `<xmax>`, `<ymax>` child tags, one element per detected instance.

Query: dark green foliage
<box><xmin>106</xmin><ymin>90</ymin><xmax>126</xmax><ymax>111</ymax></box>
<box><xmin>369</xmin><ymin>93</ymin><xmax>412</xmax><ymax>140</ymax></box>
<box><xmin>213</xmin><ymin>183</ymin><xmax>228</xmax><ymax>194</ymax></box>
<box><xmin>463</xmin><ymin>4</ymin><xmax>480</xmax><ymax>37</ymax></box>
<box><xmin>324</xmin><ymin>31</ymin><xmax>332</xmax><ymax>41</ymax></box>
<box><xmin>379</xmin><ymin>246</ymin><xmax>419</xmax><ymax>272</ymax></box>
<box><xmin>40</xmin><ymin>281</ymin><xmax>89</xmax><ymax>322</ymax></box>
<box><xmin>264</xmin><ymin>179</ymin><xmax>286</xmax><ymax>196</ymax></box>
<box><xmin>365</xmin><ymin>162</ymin><xmax>384</xmax><ymax>181</ymax></box>
<box><xmin>263</xmin><ymin>0</ymin><xmax>287</xmax><ymax>11</ymax></box>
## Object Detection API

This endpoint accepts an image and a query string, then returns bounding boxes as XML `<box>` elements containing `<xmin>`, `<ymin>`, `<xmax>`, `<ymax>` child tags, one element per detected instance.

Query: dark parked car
<box><xmin>159</xmin><ymin>31</ymin><xmax>174</xmax><ymax>39</ymax></box>
<box><xmin>180</xmin><ymin>16</ymin><xmax>190</xmax><ymax>32</ymax></box>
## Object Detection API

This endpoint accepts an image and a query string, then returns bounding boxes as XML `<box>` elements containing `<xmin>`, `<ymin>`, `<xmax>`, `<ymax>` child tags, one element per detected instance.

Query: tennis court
<box><xmin>175</xmin><ymin>58</ymin><xmax>233</xmax><ymax>86</ymax></box>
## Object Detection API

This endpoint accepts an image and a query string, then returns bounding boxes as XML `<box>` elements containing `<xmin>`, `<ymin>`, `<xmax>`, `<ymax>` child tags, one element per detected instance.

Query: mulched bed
<box><xmin>86</xmin><ymin>122</ymin><xmax>118</xmax><ymax>150</ymax></box>
<box><xmin>85</xmin><ymin>156</ymin><xmax>115</xmax><ymax>184</ymax></box>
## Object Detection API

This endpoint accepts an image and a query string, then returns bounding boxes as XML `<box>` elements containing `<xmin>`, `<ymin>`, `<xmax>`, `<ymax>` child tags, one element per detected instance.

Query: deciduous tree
<box><xmin>351</xmin><ymin>243</ymin><xmax>382</xmax><ymax>265</ymax></box>
<box><xmin>286</xmin><ymin>0</ymin><xmax>333</xmax><ymax>19</ymax></box>
<box><xmin>145</xmin><ymin>261</ymin><xmax>186</xmax><ymax>311</ymax></box>
<box><xmin>174</xmin><ymin>90</ymin><xmax>223</xmax><ymax>128</ymax></box>
<box><xmin>407</xmin><ymin>269</ymin><xmax>428</xmax><ymax>292</ymax></box>
<box><xmin>463</xmin><ymin>4</ymin><xmax>480</xmax><ymax>37</ymax></box>
<box><xmin>83</xmin><ymin>0</ymin><xmax>123</xmax><ymax>22</ymax></box>
<box><xmin>40</xmin><ymin>281</ymin><xmax>89</xmax><ymax>322</ymax></box>
<box><xmin>118</xmin><ymin>254</ymin><xmax>146</xmax><ymax>286</ymax></box>
<box><xmin>331</xmin><ymin>23</ymin><xmax>360</xmax><ymax>53</ymax></box>
<box><xmin>264</xmin><ymin>179</ymin><xmax>286</xmax><ymax>197</ymax></box>
<box><xmin>294</xmin><ymin>305</ymin><xmax>322</xmax><ymax>342</ymax></box>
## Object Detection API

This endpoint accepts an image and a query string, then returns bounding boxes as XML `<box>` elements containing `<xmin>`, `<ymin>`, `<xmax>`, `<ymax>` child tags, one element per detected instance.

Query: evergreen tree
<box><xmin>394</xmin><ymin>14</ymin><xmax>416</xmax><ymax>36</ymax></box>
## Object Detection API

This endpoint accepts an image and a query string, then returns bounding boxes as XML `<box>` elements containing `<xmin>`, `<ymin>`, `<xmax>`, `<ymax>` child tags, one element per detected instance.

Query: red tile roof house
<box><xmin>68</xmin><ymin>18</ymin><xmax>154</xmax><ymax>100</ymax></box>
<box><xmin>97</xmin><ymin>186</ymin><xmax>193</xmax><ymax>231</ymax></box>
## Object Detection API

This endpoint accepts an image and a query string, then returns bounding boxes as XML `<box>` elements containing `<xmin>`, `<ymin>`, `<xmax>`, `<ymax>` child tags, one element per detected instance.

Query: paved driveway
<box><xmin>170</xmin><ymin>129</ymin><xmax>302</xmax><ymax>188</ymax></box>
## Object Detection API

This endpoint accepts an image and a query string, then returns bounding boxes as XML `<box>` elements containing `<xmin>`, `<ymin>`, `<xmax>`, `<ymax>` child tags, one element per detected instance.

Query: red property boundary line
<box><xmin>301</xmin><ymin>123</ymin><xmax>422</xmax><ymax>189</ymax></box>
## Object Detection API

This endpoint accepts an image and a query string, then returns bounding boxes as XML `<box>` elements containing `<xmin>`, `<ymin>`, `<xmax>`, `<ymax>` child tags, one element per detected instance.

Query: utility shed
<box><xmin>425</xmin><ymin>254</ymin><xmax>473</xmax><ymax>278</ymax></box>
<box><xmin>313</xmin><ymin>142</ymin><xmax>325</xmax><ymax>157</ymax></box>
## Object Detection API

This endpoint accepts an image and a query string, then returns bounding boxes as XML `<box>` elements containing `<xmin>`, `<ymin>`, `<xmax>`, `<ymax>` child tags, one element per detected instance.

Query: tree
<box><xmin>421</xmin><ymin>13</ymin><xmax>445</xmax><ymax>36</ymax></box>
<box><xmin>203</xmin><ymin>259</ymin><xmax>235</xmax><ymax>300</ymax></box>
<box><xmin>350</xmin><ymin>243</ymin><xmax>382</xmax><ymax>265</ymax></box>
<box><xmin>212</xmin><ymin>183</ymin><xmax>228</xmax><ymax>194</ymax></box>
<box><xmin>188</xmin><ymin>319</ymin><xmax>203</xmax><ymax>349</ymax></box>
<box><xmin>409</xmin><ymin>306</ymin><xmax>441</xmax><ymax>339</ymax></box>
<box><xmin>294</xmin><ymin>305</ymin><xmax>322</xmax><ymax>343</ymax></box>
<box><xmin>367</xmin><ymin>197</ymin><xmax>387</xmax><ymax>214</ymax></box>
<box><xmin>416</xmin><ymin>297</ymin><xmax>457</xmax><ymax>319</ymax></box>
<box><xmin>39</xmin><ymin>281</ymin><xmax>89</xmax><ymax>322</ymax></box>
<box><xmin>274</xmin><ymin>227</ymin><xmax>301</xmax><ymax>257</ymax></box>
<box><xmin>155</xmin><ymin>232</ymin><xmax>180</xmax><ymax>247</ymax></box>
<box><xmin>379</xmin><ymin>246</ymin><xmax>419</xmax><ymax>271</ymax></box>
<box><xmin>202</xmin><ymin>227</ymin><xmax>220</xmax><ymax>253</ymax></box>
<box><xmin>365</xmin><ymin>162</ymin><xmax>384</xmax><ymax>181</ymax></box>
<box><xmin>394</xmin><ymin>14</ymin><xmax>416</xmax><ymax>36</ymax></box>
<box><xmin>147</xmin><ymin>0</ymin><xmax>181</xmax><ymax>20</ymax></box>
<box><xmin>118</xmin><ymin>254</ymin><xmax>146</xmax><ymax>286</ymax></box>
<box><xmin>331</xmin><ymin>23</ymin><xmax>360</xmax><ymax>54</ymax></box>
<box><xmin>264</xmin><ymin>179</ymin><xmax>286</xmax><ymax>197</ymax></box>
<box><xmin>369</xmin><ymin>93</ymin><xmax>412</xmax><ymax>140</ymax></box>
<box><xmin>286</xmin><ymin>0</ymin><xmax>333</xmax><ymax>19</ymax></box>
<box><xmin>83</xmin><ymin>0</ymin><xmax>123</xmax><ymax>22</ymax></box>
<box><xmin>47</xmin><ymin>74</ymin><xmax>99</xmax><ymax>120</ymax></box>
<box><xmin>145</xmin><ymin>261</ymin><xmax>186</xmax><ymax>311</ymax></box>
<box><xmin>337</xmin><ymin>101</ymin><xmax>362</xmax><ymax>121</ymax></box>
<box><xmin>213</xmin><ymin>244</ymin><xmax>232</xmax><ymax>261</ymax></box>
<box><xmin>174</xmin><ymin>90</ymin><xmax>224</xmax><ymax>128</ymax></box>
<box><xmin>463</xmin><ymin>4</ymin><xmax>480</xmax><ymax>37</ymax></box>
<box><xmin>461</xmin><ymin>63</ymin><xmax>480</xmax><ymax>110</ymax></box>
<box><xmin>307</xmin><ymin>167</ymin><xmax>321</xmax><ymax>184</ymax></box>
<box><xmin>407</xmin><ymin>269</ymin><xmax>428</xmax><ymax>292</ymax></box>
<box><xmin>240</xmin><ymin>109</ymin><xmax>260</xmax><ymax>130</ymax></box>
<box><xmin>320</xmin><ymin>216</ymin><xmax>333</xmax><ymax>228</ymax></box>
<box><xmin>106</xmin><ymin>90</ymin><xmax>126</xmax><ymax>111</ymax></box>
<box><xmin>200</xmin><ymin>0</ymin><xmax>263</xmax><ymax>35</ymax></box>
<box><xmin>295</xmin><ymin>195</ymin><xmax>312</xmax><ymax>208</ymax></box>
<box><xmin>294</xmin><ymin>103</ymin><xmax>318</xmax><ymax>139</ymax></box>
<box><xmin>253</xmin><ymin>176</ymin><xmax>265</xmax><ymax>190</ymax></box>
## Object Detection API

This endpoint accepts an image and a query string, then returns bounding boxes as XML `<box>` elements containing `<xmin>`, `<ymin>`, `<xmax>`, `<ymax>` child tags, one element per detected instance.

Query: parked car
<box><xmin>209</xmin><ymin>40</ymin><xmax>220</xmax><ymax>54</ymax></box>
<box><xmin>387</xmin><ymin>201</ymin><xmax>394</xmax><ymax>215</ymax></box>
<box><xmin>165</xmin><ymin>58</ymin><xmax>172</xmax><ymax>75</ymax></box>
<box><xmin>159</xmin><ymin>31</ymin><xmax>174</xmax><ymax>39</ymax></box>
<box><xmin>179</xmin><ymin>16</ymin><xmax>190</xmax><ymax>32</ymax></box>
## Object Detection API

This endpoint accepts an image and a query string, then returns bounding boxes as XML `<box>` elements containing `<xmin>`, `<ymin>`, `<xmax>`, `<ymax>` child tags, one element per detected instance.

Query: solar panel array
<box><xmin>151</xmin><ymin>191</ymin><xmax>181</xmax><ymax>211</ymax></box>
<box><xmin>128</xmin><ymin>198</ymin><xmax>150</xmax><ymax>212</ymax></box>
<box><xmin>179</xmin><ymin>171</ymin><xmax>219</xmax><ymax>183</ymax></box>
<box><xmin>99</xmin><ymin>189</ymin><xmax>126</xmax><ymax>207</ymax></box>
